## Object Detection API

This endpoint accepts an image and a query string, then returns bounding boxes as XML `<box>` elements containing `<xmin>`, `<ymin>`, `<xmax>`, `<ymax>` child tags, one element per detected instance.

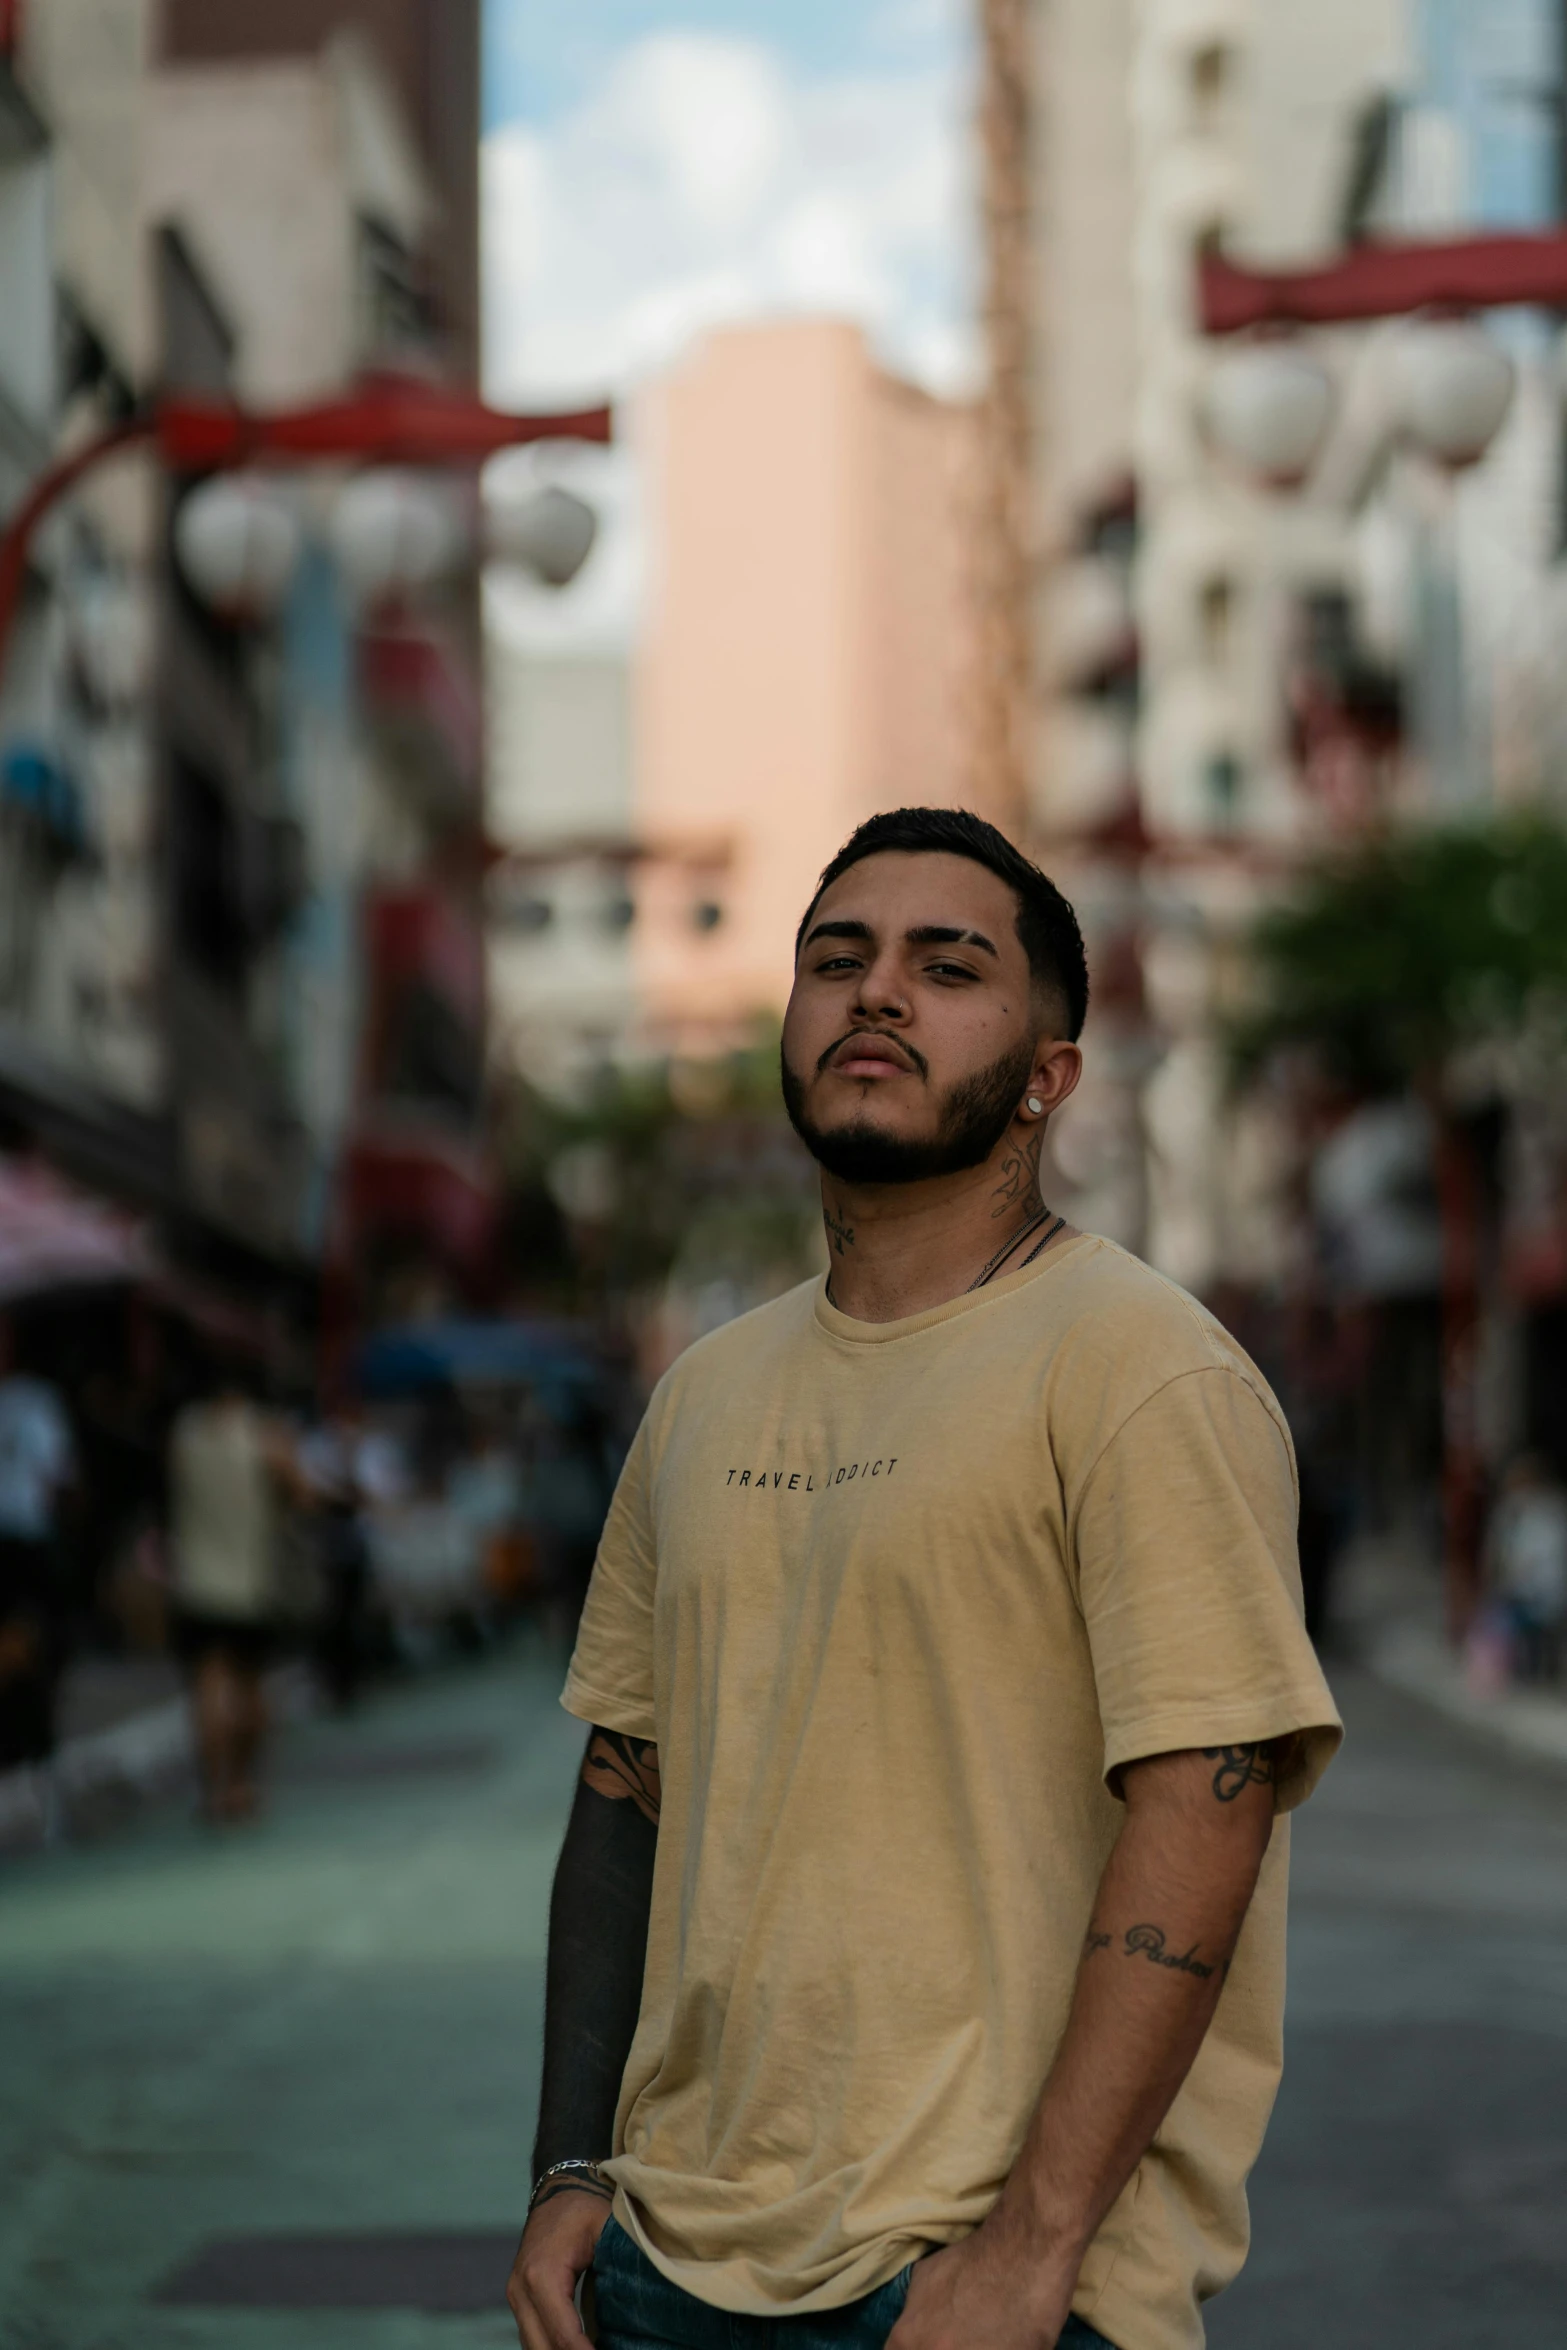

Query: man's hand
<box><xmin>893</xmin><ymin>1740</ymin><xmax>1281</xmax><ymax>2350</ymax></box>
<box><xmin>506</xmin><ymin>2186</ymin><xmax>612</xmax><ymax>2350</ymax></box>
<box><xmin>887</xmin><ymin>2211</ymin><xmax>1076</xmax><ymax>2350</ymax></box>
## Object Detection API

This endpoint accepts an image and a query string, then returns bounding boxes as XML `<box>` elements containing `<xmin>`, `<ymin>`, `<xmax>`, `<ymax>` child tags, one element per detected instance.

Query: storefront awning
<box><xmin>0</xmin><ymin>1155</ymin><xmax>149</xmax><ymax>1302</ymax></box>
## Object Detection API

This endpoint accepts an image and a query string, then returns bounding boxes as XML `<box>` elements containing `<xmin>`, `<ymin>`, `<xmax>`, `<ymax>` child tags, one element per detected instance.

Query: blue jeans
<box><xmin>590</xmin><ymin>2214</ymin><xmax>1117</xmax><ymax>2350</ymax></box>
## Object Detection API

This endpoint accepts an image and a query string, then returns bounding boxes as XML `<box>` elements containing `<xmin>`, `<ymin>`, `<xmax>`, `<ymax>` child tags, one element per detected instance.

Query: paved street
<box><xmin>0</xmin><ymin>1638</ymin><xmax>583</xmax><ymax>2350</ymax></box>
<box><xmin>2</xmin><ymin>1647</ymin><xmax>1565</xmax><ymax>2350</ymax></box>
<box><xmin>1208</xmin><ymin>1671</ymin><xmax>1567</xmax><ymax>2350</ymax></box>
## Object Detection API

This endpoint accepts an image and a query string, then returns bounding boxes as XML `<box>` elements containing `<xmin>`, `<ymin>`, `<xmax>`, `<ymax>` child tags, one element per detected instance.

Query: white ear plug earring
<box><xmin>1027</xmin><ymin>1097</ymin><xmax>1044</xmax><ymax>1115</ymax></box>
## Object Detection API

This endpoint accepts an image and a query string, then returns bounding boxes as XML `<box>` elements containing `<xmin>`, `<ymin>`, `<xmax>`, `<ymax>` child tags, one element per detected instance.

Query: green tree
<box><xmin>1234</xmin><ymin>813</ymin><xmax>1567</xmax><ymax>1632</ymax></box>
<box><xmin>491</xmin><ymin>1023</ymin><xmax>819</xmax><ymax>1322</ymax></box>
<box><xmin>1233</xmin><ymin>815</ymin><xmax>1567</xmax><ymax>1090</ymax></box>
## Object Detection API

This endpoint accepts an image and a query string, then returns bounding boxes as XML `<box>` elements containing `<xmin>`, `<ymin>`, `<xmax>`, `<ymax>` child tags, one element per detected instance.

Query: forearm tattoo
<box><xmin>1083</xmin><ymin>1920</ymin><xmax>1227</xmax><ymax>1982</ymax></box>
<box><xmin>531</xmin><ymin>1729</ymin><xmax>660</xmax><ymax>2181</ymax></box>
<box><xmin>1201</xmin><ymin>1743</ymin><xmax>1277</xmax><ymax>1804</ymax></box>
<box><xmin>584</xmin><ymin>1729</ymin><xmax>662</xmax><ymax>1824</ymax></box>
<box><xmin>530</xmin><ymin>2175</ymin><xmax>614</xmax><ymax>2214</ymax></box>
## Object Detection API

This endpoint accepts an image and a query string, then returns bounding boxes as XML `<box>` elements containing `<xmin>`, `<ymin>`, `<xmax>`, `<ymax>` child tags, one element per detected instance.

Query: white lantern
<box><xmin>330</xmin><ymin>469</ymin><xmax>467</xmax><ymax>605</ymax></box>
<box><xmin>487</xmin><ymin>483</ymin><xmax>598</xmax><ymax>588</ymax></box>
<box><xmin>174</xmin><ymin>477</ymin><xmax>302</xmax><ymax>618</ymax></box>
<box><xmin>1389</xmin><ymin>320</ymin><xmax>1515</xmax><ymax>468</ymax></box>
<box><xmin>1202</xmin><ymin>344</ymin><xmax>1335</xmax><ymax>486</ymax></box>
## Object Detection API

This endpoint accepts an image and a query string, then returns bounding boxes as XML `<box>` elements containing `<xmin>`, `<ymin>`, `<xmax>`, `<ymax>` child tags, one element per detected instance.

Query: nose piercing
<box><xmin>1027</xmin><ymin>1097</ymin><xmax>1044</xmax><ymax>1115</ymax></box>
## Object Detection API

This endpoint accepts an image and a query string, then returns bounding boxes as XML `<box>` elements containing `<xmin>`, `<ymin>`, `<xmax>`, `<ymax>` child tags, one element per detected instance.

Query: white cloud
<box><xmin>482</xmin><ymin>30</ymin><xmax>978</xmax><ymax>408</ymax></box>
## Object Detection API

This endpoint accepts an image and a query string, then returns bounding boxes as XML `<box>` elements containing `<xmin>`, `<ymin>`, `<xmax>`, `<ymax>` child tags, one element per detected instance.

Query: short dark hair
<box><xmin>795</xmin><ymin>807</ymin><xmax>1089</xmax><ymax>1040</ymax></box>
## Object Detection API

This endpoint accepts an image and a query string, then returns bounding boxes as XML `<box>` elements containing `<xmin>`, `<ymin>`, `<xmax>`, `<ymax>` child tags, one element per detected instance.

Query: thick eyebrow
<box><xmin>800</xmin><ymin>918</ymin><xmax>874</xmax><ymax>951</ymax></box>
<box><xmin>799</xmin><ymin>918</ymin><xmax>1001</xmax><ymax>960</ymax></box>
<box><xmin>906</xmin><ymin>924</ymin><xmax>999</xmax><ymax>959</ymax></box>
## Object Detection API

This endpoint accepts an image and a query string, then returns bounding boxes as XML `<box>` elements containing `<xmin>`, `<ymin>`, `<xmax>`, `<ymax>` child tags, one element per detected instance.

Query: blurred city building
<box><xmin>637</xmin><ymin>319</ymin><xmax>986</xmax><ymax>1053</ymax></box>
<box><xmin>486</xmin><ymin>461</ymin><xmax>638</xmax><ymax>1097</ymax></box>
<box><xmin>1013</xmin><ymin>0</ymin><xmax>1567</xmax><ymax>1608</ymax></box>
<box><xmin>1025</xmin><ymin>0</ymin><xmax>1407</xmax><ymax>1283</ymax></box>
<box><xmin>0</xmin><ymin>0</ymin><xmax>491</xmax><ymax>1341</ymax></box>
<box><xmin>159</xmin><ymin>0</ymin><xmax>481</xmax><ymax>382</ymax></box>
<box><xmin>156</xmin><ymin>0</ymin><xmax>490</xmax><ymax>1323</ymax></box>
<box><xmin>0</xmin><ymin>1</ymin><xmax>163</xmax><ymax>1145</ymax></box>
<box><xmin>486</xmin><ymin>317</ymin><xmax>988</xmax><ymax>1081</ymax></box>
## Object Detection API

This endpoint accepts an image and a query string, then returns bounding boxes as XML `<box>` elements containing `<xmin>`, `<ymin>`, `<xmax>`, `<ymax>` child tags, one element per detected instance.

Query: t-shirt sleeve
<box><xmin>1072</xmin><ymin>1367</ymin><xmax>1341</xmax><ymax>1810</ymax></box>
<box><xmin>560</xmin><ymin>1417</ymin><xmax>658</xmax><ymax>1741</ymax></box>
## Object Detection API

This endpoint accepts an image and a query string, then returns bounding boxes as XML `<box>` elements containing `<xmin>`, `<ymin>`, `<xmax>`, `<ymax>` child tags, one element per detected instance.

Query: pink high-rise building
<box><xmin>632</xmin><ymin>320</ymin><xmax>990</xmax><ymax>1053</ymax></box>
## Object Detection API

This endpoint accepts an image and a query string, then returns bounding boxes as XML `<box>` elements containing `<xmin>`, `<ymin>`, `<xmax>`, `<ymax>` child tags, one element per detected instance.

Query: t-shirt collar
<box><xmin>813</xmin><ymin>1231</ymin><xmax>1097</xmax><ymax>1345</ymax></box>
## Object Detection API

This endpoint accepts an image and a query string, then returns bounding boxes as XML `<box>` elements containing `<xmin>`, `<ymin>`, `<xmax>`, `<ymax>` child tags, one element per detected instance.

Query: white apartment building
<box><xmin>0</xmin><ymin>0</ymin><xmax>163</xmax><ymax>1120</ymax></box>
<box><xmin>1032</xmin><ymin>0</ymin><xmax>1408</xmax><ymax>1292</ymax></box>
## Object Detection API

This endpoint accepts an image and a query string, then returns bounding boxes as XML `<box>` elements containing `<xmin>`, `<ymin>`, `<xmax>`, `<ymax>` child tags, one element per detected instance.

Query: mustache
<box><xmin>816</xmin><ymin>1029</ymin><xmax>929</xmax><ymax>1080</ymax></box>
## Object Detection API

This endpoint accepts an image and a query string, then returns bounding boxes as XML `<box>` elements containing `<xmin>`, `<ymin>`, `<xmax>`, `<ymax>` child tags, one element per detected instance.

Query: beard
<box><xmin>781</xmin><ymin>1032</ymin><xmax>1037</xmax><ymax>1185</ymax></box>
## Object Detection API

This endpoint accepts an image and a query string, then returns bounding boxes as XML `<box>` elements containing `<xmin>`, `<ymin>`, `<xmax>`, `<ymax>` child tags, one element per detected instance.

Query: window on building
<box><xmin>171</xmin><ymin>756</ymin><xmax>247</xmax><ymax>997</ymax></box>
<box><xmin>503</xmin><ymin>894</ymin><xmax>554</xmax><ymax>935</ymax></box>
<box><xmin>1200</xmin><ymin>576</ymin><xmax>1235</xmax><ymax>663</ymax></box>
<box><xmin>1204</xmin><ymin>749</ymin><xmax>1243</xmax><ymax>825</ymax></box>
<box><xmin>357</xmin><ymin>215</ymin><xmax>436</xmax><ymax>364</ymax></box>
<box><xmin>1189</xmin><ymin>44</ymin><xmax>1232</xmax><ymax>133</ymax></box>
<box><xmin>0</xmin><ymin>135</ymin><xmax>52</xmax><ymax>432</ymax></box>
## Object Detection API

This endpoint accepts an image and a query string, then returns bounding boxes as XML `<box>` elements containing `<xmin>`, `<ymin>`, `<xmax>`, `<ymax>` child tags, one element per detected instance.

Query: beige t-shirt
<box><xmin>563</xmin><ymin>1236</ymin><xmax>1341</xmax><ymax>2350</ymax></box>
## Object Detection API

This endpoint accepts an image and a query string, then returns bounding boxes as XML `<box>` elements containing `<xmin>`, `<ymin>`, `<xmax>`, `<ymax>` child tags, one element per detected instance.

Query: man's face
<box><xmin>781</xmin><ymin>850</ymin><xmax>1062</xmax><ymax>1185</ymax></box>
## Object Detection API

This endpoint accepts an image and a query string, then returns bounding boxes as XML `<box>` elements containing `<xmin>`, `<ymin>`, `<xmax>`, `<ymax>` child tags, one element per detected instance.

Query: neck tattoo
<box><xmin>824</xmin><ymin>1207</ymin><xmax>1067</xmax><ymax>1310</ymax></box>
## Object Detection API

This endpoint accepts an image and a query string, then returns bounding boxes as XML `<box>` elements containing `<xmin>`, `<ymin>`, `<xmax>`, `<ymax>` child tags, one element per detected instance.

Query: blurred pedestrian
<box><xmin>529</xmin><ymin>1399</ymin><xmax>612</xmax><ymax>1641</ymax></box>
<box><xmin>448</xmin><ymin>1408</ymin><xmax>525</xmax><ymax>1622</ymax></box>
<box><xmin>167</xmin><ymin>1362</ymin><xmax>298</xmax><ymax>1822</ymax></box>
<box><xmin>297</xmin><ymin>1395</ymin><xmax>403</xmax><ymax>1712</ymax></box>
<box><xmin>0</xmin><ymin>1313</ymin><xmax>77</xmax><ymax>1794</ymax></box>
<box><xmin>1486</xmin><ymin>1452</ymin><xmax>1567</xmax><ymax>1683</ymax></box>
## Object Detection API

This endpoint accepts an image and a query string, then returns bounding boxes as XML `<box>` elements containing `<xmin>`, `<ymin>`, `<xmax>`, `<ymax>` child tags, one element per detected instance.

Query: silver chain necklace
<box><xmin>965</xmin><ymin>1206</ymin><xmax>1051</xmax><ymax>1291</ymax></box>
<box><xmin>825</xmin><ymin>1207</ymin><xmax>1066</xmax><ymax>1310</ymax></box>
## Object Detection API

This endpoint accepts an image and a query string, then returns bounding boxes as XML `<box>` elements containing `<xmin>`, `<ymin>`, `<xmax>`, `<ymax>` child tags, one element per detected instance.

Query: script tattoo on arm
<box><xmin>1201</xmin><ymin>1743</ymin><xmax>1277</xmax><ymax>1805</ymax></box>
<box><xmin>1082</xmin><ymin>1920</ymin><xmax>1225</xmax><ymax>1982</ymax></box>
<box><xmin>823</xmin><ymin>1204</ymin><xmax>856</xmax><ymax>1256</ymax></box>
<box><xmin>1122</xmin><ymin>1922</ymin><xmax>1220</xmax><ymax>1979</ymax></box>
<box><xmin>583</xmin><ymin>1728</ymin><xmax>662</xmax><ymax>1825</ymax></box>
<box><xmin>989</xmin><ymin>1124</ymin><xmax>1043</xmax><ymax>1218</ymax></box>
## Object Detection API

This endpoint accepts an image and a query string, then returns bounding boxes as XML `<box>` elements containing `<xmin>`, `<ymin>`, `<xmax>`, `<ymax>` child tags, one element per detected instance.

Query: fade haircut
<box><xmin>795</xmin><ymin>807</ymin><xmax>1089</xmax><ymax>1041</ymax></box>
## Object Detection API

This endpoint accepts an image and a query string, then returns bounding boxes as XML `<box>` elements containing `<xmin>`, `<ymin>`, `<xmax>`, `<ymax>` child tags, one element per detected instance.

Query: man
<box><xmin>166</xmin><ymin>1363</ymin><xmax>297</xmax><ymax>1822</ymax></box>
<box><xmin>508</xmin><ymin>808</ymin><xmax>1340</xmax><ymax>2350</ymax></box>
<box><xmin>297</xmin><ymin>1392</ymin><xmax>403</xmax><ymax>1714</ymax></box>
<box><xmin>0</xmin><ymin>1314</ymin><xmax>77</xmax><ymax>1779</ymax></box>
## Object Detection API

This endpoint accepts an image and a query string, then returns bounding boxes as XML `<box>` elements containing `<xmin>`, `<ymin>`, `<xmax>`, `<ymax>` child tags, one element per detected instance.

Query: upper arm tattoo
<box><xmin>583</xmin><ymin>1728</ymin><xmax>661</xmax><ymax>1825</ymax></box>
<box><xmin>1201</xmin><ymin>1743</ymin><xmax>1277</xmax><ymax>1804</ymax></box>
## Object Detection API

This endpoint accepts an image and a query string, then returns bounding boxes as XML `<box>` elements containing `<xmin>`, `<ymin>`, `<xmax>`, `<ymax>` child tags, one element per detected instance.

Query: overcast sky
<box><xmin>480</xmin><ymin>0</ymin><xmax>979</xmax><ymax>408</ymax></box>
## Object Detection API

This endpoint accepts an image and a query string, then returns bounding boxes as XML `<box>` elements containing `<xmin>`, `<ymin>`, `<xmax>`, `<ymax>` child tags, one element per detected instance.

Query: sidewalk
<box><xmin>1337</xmin><ymin>1534</ymin><xmax>1567</xmax><ymax>1779</ymax></box>
<box><xmin>1367</xmin><ymin>1619</ymin><xmax>1567</xmax><ymax>1774</ymax></box>
<box><xmin>0</xmin><ymin>1653</ymin><xmax>316</xmax><ymax>1853</ymax></box>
